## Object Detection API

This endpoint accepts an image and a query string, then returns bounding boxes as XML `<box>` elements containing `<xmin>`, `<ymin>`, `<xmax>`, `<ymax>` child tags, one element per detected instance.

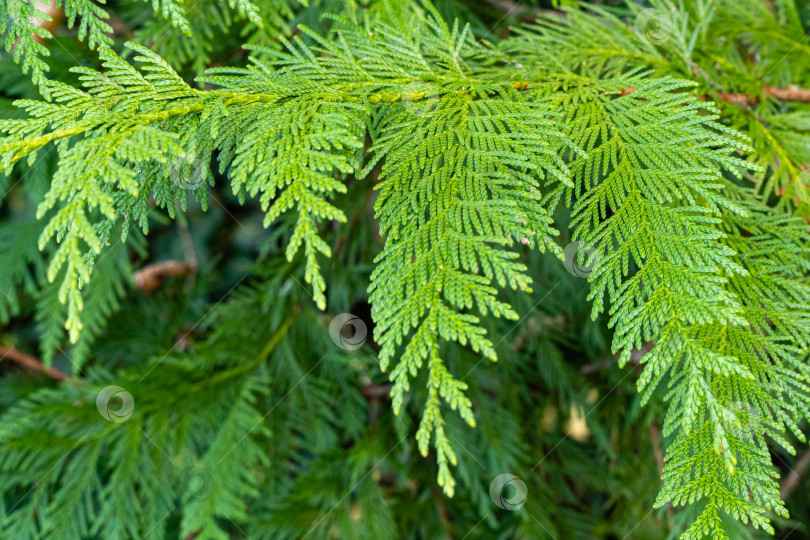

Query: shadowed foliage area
<box><xmin>1</xmin><ymin>0</ymin><xmax>810</xmax><ymax>538</ymax></box>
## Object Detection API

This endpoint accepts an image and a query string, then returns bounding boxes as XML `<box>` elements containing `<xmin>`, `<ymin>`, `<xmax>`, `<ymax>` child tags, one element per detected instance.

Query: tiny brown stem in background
<box><xmin>0</xmin><ymin>345</ymin><xmax>70</xmax><ymax>381</ymax></box>
<box><xmin>649</xmin><ymin>422</ymin><xmax>675</xmax><ymax>527</ymax></box>
<box><xmin>781</xmin><ymin>449</ymin><xmax>810</xmax><ymax>501</ymax></box>
<box><xmin>715</xmin><ymin>85</ymin><xmax>810</xmax><ymax>106</ymax></box>
<box><xmin>432</xmin><ymin>487</ymin><xmax>454</xmax><ymax>539</ymax></box>
<box><xmin>362</xmin><ymin>383</ymin><xmax>393</xmax><ymax>399</ymax></box>
<box><xmin>580</xmin><ymin>342</ymin><xmax>653</xmax><ymax>375</ymax></box>
<box><xmin>134</xmin><ymin>260</ymin><xmax>197</xmax><ymax>293</ymax></box>
<box><xmin>31</xmin><ymin>0</ymin><xmax>64</xmax><ymax>43</ymax></box>
<box><xmin>362</xmin><ymin>383</ymin><xmax>392</xmax><ymax>428</ymax></box>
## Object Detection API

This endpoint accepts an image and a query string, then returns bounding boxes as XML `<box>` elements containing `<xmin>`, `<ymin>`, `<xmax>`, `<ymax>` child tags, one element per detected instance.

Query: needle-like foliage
<box><xmin>0</xmin><ymin>1</ymin><xmax>809</xmax><ymax>538</ymax></box>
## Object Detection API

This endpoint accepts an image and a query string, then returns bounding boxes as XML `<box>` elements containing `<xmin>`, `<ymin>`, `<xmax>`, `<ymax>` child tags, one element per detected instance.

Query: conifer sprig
<box><xmin>1</xmin><ymin>2</ymin><xmax>809</xmax><ymax>538</ymax></box>
<box><xmin>504</xmin><ymin>0</ymin><xmax>810</xmax><ymax>212</ymax></box>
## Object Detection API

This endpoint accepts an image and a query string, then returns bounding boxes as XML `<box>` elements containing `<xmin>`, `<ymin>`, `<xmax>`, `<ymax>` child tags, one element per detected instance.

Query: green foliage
<box><xmin>0</xmin><ymin>220</ymin><xmax>46</xmax><ymax>323</ymax></box>
<box><xmin>509</xmin><ymin>0</ymin><xmax>810</xmax><ymax>212</ymax></box>
<box><xmin>131</xmin><ymin>0</ymin><xmax>297</xmax><ymax>76</ymax></box>
<box><xmin>0</xmin><ymin>0</ymin><xmax>300</xmax><ymax>87</ymax></box>
<box><xmin>1</xmin><ymin>0</ymin><xmax>53</xmax><ymax>88</ymax></box>
<box><xmin>1</xmin><ymin>0</ymin><xmax>809</xmax><ymax>538</ymax></box>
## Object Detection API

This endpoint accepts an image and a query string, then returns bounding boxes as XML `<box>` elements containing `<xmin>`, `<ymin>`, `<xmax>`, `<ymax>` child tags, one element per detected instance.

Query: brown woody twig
<box><xmin>649</xmin><ymin>422</ymin><xmax>676</xmax><ymax>526</ymax></box>
<box><xmin>781</xmin><ymin>449</ymin><xmax>810</xmax><ymax>501</ymax></box>
<box><xmin>133</xmin><ymin>260</ymin><xmax>197</xmax><ymax>293</ymax></box>
<box><xmin>580</xmin><ymin>342</ymin><xmax>653</xmax><ymax>375</ymax></box>
<box><xmin>31</xmin><ymin>0</ymin><xmax>64</xmax><ymax>43</ymax></box>
<box><xmin>0</xmin><ymin>345</ymin><xmax>70</xmax><ymax>381</ymax></box>
<box><xmin>717</xmin><ymin>85</ymin><xmax>810</xmax><ymax>106</ymax></box>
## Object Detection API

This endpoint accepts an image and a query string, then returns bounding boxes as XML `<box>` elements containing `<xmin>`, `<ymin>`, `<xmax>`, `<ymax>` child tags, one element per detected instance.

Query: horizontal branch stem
<box><xmin>15</xmin><ymin>80</ymin><xmax>809</xmax><ymax>157</ymax></box>
<box><xmin>0</xmin><ymin>345</ymin><xmax>70</xmax><ymax>381</ymax></box>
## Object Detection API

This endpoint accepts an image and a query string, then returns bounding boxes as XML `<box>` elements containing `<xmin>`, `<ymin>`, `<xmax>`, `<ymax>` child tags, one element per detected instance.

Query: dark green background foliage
<box><xmin>1</xmin><ymin>0</ymin><xmax>810</xmax><ymax>538</ymax></box>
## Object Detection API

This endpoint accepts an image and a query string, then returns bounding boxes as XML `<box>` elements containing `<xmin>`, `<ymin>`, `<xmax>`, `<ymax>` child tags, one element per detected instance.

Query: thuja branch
<box><xmin>2</xmin><ymin>79</ymin><xmax>647</xmax><ymax>159</ymax></box>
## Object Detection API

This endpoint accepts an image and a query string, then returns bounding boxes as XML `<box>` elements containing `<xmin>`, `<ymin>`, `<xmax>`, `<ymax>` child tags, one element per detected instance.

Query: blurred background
<box><xmin>1</xmin><ymin>1</ymin><xmax>809</xmax><ymax>538</ymax></box>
